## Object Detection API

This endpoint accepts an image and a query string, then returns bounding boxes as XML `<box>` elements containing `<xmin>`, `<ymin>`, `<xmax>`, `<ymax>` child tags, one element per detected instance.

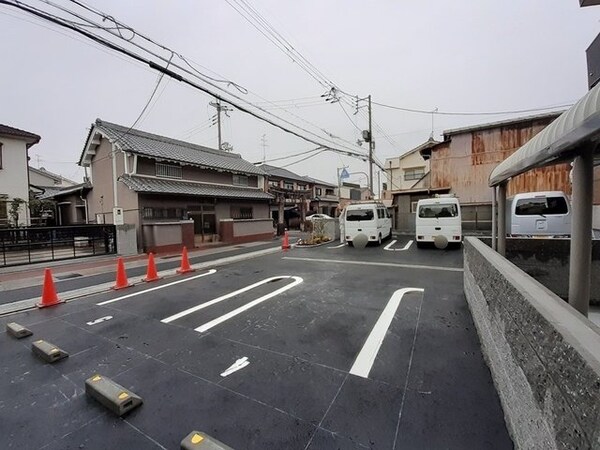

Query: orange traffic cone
<box><xmin>282</xmin><ymin>231</ymin><xmax>291</xmax><ymax>250</ymax></box>
<box><xmin>176</xmin><ymin>246</ymin><xmax>195</xmax><ymax>274</ymax></box>
<box><xmin>37</xmin><ymin>268</ymin><xmax>64</xmax><ymax>308</ymax></box>
<box><xmin>142</xmin><ymin>253</ymin><xmax>161</xmax><ymax>282</ymax></box>
<box><xmin>112</xmin><ymin>257</ymin><xmax>131</xmax><ymax>290</ymax></box>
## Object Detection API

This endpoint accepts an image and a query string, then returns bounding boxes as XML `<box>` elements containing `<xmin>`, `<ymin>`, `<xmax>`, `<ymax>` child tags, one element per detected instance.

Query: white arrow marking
<box><xmin>86</xmin><ymin>315</ymin><xmax>113</xmax><ymax>326</ymax></box>
<box><xmin>97</xmin><ymin>269</ymin><xmax>216</xmax><ymax>306</ymax></box>
<box><xmin>220</xmin><ymin>357</ymin><xmax>250</xmax><ymax>377</ymax></box>
<box><xmin>327</xmin><ymin>243</ymin><xmax>346</xmax><ymax>249</ymax></box>
<box><xmin>384</xmin><ymin>240</ymin><xmax>413</xmax><ymax>251</ymax></box>
<box><xmin>194</xmin><ymin>276</ymin><xmax>303</xmax><ymax>333</ymax></box>
<box><xmin>350</xmin><ymin>287</ymin><xmax>424</xmax><ymax>379</ymax></box>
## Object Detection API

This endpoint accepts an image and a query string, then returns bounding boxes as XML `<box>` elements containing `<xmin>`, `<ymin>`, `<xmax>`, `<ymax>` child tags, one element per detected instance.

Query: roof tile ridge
<box><xmin>96</xmin><ymin>119</ymin><xmax>242</xmax><ymax>159</ymax></box>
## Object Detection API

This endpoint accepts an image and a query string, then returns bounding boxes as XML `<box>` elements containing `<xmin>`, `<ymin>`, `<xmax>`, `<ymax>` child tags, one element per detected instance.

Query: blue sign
<box><xmin>340</xmin><ymin>168</ymin><xmax>350</xmax><ymax>179</ymax></box>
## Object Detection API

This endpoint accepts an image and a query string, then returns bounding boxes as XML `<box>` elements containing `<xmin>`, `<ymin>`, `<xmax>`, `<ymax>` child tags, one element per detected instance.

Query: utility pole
<box><xmin>355</xmin><ymin>94</ymin><xmax>374</xmax><ymax>198</ymax></box>
<box><xmin>261</xmin><ymin>134</ymin><xmax>268</xmax><ymax>163</ymax></box>
<box><xmin>209</xmin><ymin>99</ymin><xmax>233</xmax><ymax>150</ymax></box>
<box><xmin>368</xmin><ymin>95</ymin><xmax>373</xmax><ymax>198</ymax></box>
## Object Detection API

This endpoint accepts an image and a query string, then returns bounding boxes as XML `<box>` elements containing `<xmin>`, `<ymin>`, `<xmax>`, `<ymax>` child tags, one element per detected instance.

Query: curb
<box><xmin>0</xmin><ymin>246</ymin><xmax>281</xmax><ymax>317</ymax></box>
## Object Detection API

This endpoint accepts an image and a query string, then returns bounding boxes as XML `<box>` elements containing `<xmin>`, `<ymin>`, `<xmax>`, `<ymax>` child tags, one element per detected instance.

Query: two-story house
<box><xmin>382</xmin><ymin>138</ymin><xmax>447</xmax><ymax>231</ymax></box>
<box><xmin>79</xmin><ymin>119</ymin><xmax>273</xmax><ymax>252</ymax></box>
<box><xmin>256</xmin><ymin>163</ymin><xmax>314</xmax><ymax>232</ymax></box>
<box><xmin>0</xmin><ymin>124</ymin><xmax>41</xmax><ymax>227</ymax></box>
<box><xmin>303</xmin><ymin>177</ymin><xmax>339</xmax><ymax>217</ymax></box>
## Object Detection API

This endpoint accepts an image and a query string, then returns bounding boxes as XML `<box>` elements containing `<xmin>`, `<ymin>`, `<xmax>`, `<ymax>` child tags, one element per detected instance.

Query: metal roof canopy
<box><xmin>489</xmin><ymin>82</ymin><xmax>600</xmax><ymax>187</ymax></box>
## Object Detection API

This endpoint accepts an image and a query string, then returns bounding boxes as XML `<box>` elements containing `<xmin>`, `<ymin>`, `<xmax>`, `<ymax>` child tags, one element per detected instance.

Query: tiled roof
<box><xmin>0</xmin><ymin>124</ymin><xmax>41</xmax><ymax>143</ymax></box>
<box><xmin>119</xmin><ymin>175</ymin><xmax>273</xmax><ymax>200</ymax></box>
<box><xmin>89</xmin><ymin>119</ymin><xmax>265</xmax><ymax>176</ymax></box>
<box><xmin>37</xmin><ymin>182</ymin><xmax>91</xmax><ymax>200</ymax></box>
<box><xmin>256</xmin><ymin>164</ymin><xmax>311</xmax><ymax>183</ymax></box>
<box><xmin>303</xmin><ymin>176</ymin><xmax>337</xmax><ymax>188</ymax></box>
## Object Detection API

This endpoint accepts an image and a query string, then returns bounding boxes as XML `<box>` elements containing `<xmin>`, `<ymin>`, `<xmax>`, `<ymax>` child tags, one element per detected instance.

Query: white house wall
<box><xmin>386</xmin><ymin>151</ymin><xmax>430</xmax><ymax>191</ymax></box>
<box><xmin>0</xmin><ymin>136</ymin><xmax>31</xmax><ymax>225</ymax></box>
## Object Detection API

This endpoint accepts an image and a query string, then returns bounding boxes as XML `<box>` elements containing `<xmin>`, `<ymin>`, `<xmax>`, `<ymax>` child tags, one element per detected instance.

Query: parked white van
<box><xmin>415</xmin><ymin>196</ymin><xmax>462</xmax><ymax>249</ymax></box>
<box><xmin>506</xmin><ymin>191</ymin><xmax>571</xmax><ymax>237</ymax></box>
<box><xmin>343</xmin><ymin>202</ymin><xmax>392</xmax><ymax>246</ymax></box>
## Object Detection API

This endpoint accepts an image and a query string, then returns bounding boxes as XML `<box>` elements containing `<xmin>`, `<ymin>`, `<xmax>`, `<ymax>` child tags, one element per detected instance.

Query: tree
<box><xmin>29</xmin><ymin>191</ymin><xmax>56</xmax><ymax>225</ymax></box>
<box><xmin>9</xmin><ymin>198</ymin><xmax>25</xmax><ymax>227</ymax></box>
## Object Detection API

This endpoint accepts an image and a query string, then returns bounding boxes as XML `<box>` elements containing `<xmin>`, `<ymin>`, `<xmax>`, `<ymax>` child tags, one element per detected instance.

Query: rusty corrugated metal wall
<box><xmin>430</xmin><ymin>118</ymin><xmax>572</xmax><ymax>203</ymax></box>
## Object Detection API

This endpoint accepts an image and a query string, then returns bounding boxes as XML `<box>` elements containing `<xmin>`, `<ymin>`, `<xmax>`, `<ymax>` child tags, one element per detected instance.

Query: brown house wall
<box><xmin>429</xmin><ymin>118</ymin><xmax>571</xmax><ymax>204</ymax></box>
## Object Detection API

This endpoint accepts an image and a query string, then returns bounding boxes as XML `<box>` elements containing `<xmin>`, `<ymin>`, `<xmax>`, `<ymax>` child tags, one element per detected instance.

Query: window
<box><xmin>411</xmin><ymin>201</ymin><xmax>418</xmax><ymax>213</ymax></box>
<box><xmin>297</xmin><ymin>184</ymin><xmax>307</xmax><ymax>191</ymax></box>
<box><xmin>284</xmin><ymin>181</ymin><xmax>294</xmax><ymax>190</ymax></box>
<box><xmin>0</xmin><ymin>195</ymin><xmax>7</xmax><ymax>225</ymax></box>
<box><xmin>231</xmin><ymin>206</ymin><xmax>253</xmax><ymax>219</ymax></box>
<box><xmin>515</xmin><ymin>197</ymin><xmax>568</xmax><ymax>216</ymax></box>
<box><xmin>325</xmin><ymin>188</ymin><xmax>335</xmax><ymax>196</ymax></box>
<box><xmin>142</xmin><ymin>207</ymin><xmax>184</xmax><ymax>220</ymax></box>
<box><xmin>377</xmin><ymin>208</ymin><xmax>384</xmax><ymax>219</ymax></box>
<box><xmin>404</xmin><ymin>167</ymin><xmax>426</xmax><ymax>181</ymax></box>
<box><xmin>156</xmin><ymin>163</ymin><xmax>182</xmax><ymax>179</ymax></box>
<box><xmin>346</xmin><ymin>210</ymin><xmax>374</xmax><ymax>221</ymax></box>
<box><xmin>418</xmin><ymin>204</ymin><xmax>458</xmax><ymax>218</ymax></box>
<box><xmin>233</xmin><ymin>174</ymin><xmax>249</xmax><ymax>186</ymax></box>
<box><xmin>269</xmin><ymin>180</ymin><xmax>280</xmax><ymax>187</ymax></box>
<box><xmin>315</xmin><ymin>188</ymin><xmax>322</xmax><ymax>196</ymax></box>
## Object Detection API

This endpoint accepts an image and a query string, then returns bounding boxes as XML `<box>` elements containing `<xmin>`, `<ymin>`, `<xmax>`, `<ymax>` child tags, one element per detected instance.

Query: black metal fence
<box><xmin>0</xmin><ymin>225</ymin><xmax>117</xmax><ymax>267</ymax></box>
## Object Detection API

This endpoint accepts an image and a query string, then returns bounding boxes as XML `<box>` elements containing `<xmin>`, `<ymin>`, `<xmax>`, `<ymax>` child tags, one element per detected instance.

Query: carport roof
<box><xmin>489</xmin><ymin>82</ymin><xmax>600</xmax><ymax>187</ymax></box>
<box><xmin>119</xmin><ymin>175</ymin><xmax>274</xmax><ymax>200</ymax></box>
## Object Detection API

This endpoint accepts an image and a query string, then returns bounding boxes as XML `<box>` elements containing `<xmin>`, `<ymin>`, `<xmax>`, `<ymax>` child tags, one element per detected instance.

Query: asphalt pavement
<box><xmin>0</xmin><ymin>237</ymin><xmax>513</xmax><ymax>449</ymax></box>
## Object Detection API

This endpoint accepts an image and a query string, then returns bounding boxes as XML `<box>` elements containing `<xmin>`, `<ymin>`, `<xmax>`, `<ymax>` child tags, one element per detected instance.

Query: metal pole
<box><xmin>217</xmin><ymin>100</ymin><xmax>222</xmax><ymax>150</ymax></box>
<box><xmin>497</xmin><ymin>182</ymin><xmax>507</xmax><ymax>257</ymax></box>
<box><xmin>368</xmin><ymin>94</ymin><xmax>373</xmax><ymax>198</ymax></box>
<box><xmin>568</xmin><ymin>150</ymin><xmax>594</xmax><ymax>317</ymax></box>
<box><xmin>491</xmin><ymin>186</ymin><xmax>497</xmax><ymax>251</ymax></box>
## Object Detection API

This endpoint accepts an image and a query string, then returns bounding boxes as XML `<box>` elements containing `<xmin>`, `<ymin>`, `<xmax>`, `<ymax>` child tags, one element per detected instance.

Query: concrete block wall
<box><xmin>463</xmin><ymin>237</ymin><xmax>600</xmax><ymax>449</ymax></box>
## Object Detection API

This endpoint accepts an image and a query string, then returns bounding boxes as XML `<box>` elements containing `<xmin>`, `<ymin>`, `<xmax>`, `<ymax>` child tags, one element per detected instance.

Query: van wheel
<box><xmin>416</xmin><ymin>241</ymin><xmax>424</xmax><ymax>249</ymax></box>
<box><xmin>347</xmin><ymin>241</ymin><xmax>354</xmax><ymax>247</ymax></box>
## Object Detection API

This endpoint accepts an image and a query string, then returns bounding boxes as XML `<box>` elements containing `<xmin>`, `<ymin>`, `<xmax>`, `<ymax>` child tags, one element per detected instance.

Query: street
<box><xmin>0</xmin><ymin>240</ymin><xmax>511</xmax><ymax>449</ymax></box>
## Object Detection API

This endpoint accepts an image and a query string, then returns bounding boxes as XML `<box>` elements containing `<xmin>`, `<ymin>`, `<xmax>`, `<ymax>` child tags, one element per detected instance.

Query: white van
<box><xmin>506</xmin><ymin>191</ymin><xmax>571</xmax><ymax>237</ymax></box>
<box><xmin>343</xmin><ymin>202</ymin><xmax>392</xmax><ymax>246</ymax></box>
<box><xmin>415</xmin><ymin>196</ymin><xmax>462</xmax><ymax>249</ymax></box>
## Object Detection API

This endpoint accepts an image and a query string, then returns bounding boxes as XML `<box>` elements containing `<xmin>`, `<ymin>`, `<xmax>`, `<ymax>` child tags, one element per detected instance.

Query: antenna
<box><xmin>260</xmin><ymin>134</ymin><xmax>268</xmax><ymax>163</ymax></box>
<box><xmin>430</xmin><ymin>107</ymin><xmax>438</xmax><ymax>139</ymax></box>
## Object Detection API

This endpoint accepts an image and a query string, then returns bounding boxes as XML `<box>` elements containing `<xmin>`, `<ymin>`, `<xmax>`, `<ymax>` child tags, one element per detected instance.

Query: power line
<box><xmin>372</xmin><ymin>100</ymin><xmax>574</xmax><ymax>116</ymax></box>
<box><xmin>2</xmin><ymin>0</ymin><xmax>378</xmax><ymax>166</ymax></box>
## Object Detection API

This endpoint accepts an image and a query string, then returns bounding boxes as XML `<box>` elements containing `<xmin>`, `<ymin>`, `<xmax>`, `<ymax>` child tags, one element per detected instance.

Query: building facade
<box><xmin>420</xmin><ymin>112</ymin><xmax>572</xmax><ymax>231</ymax></box>
<box><xmin>0</xmin><ymin>124</ymin><xmax>41</xmax><ymax>227</ymax></box>
<box><xmin>79</xmin><ymin>119</ymin><xmax>273</xmax><ymax>251</ymax></box>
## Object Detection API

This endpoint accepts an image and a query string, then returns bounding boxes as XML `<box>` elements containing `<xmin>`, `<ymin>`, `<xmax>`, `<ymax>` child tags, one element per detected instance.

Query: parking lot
<box><xmin>0</xmin><ymin>239</ymin><xmax>512</xmax><ymax>449</ymax></box>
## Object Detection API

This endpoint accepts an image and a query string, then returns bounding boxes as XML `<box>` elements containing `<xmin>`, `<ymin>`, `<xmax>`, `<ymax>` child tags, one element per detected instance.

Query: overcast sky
<box><xmin>1</xmin><ymin>1</ymin><xmax>598</xmax><ymax>188</ymax></box>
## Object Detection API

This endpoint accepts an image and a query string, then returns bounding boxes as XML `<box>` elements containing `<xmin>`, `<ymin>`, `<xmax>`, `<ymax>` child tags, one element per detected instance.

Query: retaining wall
<box><xmin>463</xmin><ymin>237</ymin><xmax>600</xmax><ymax>449</ymax></box>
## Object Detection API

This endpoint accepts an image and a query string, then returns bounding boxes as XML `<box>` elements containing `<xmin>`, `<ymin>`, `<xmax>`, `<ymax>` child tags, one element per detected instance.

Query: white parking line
<box><xmin>350</xmin><ymin>287</ymin><xmax>424</xmax><ymax>378</ymax></box>
<box><xmin>97</xmin><ymin>269</ymin><xmax>217</xmax><ymax>306</ymax></box>
<box><xmin>383</xmin><ymin>240</ymin><xmax>413</xmax><ymax>251</ymax></box>
<box><xmin>283</xmin><ymin>257</ymin><xmax>463</xmax><ymax>272</ymax></box>
<box><xmin>161</xmin><ymin>275</ymin><xmax>302</xmax><ymax>324</ymax></box>
<box><xmin>327</xmin><ymin>243</ymin><xmax>346</xmax><ymax>249</ymax></box>
<box><xmin>194</xmin><ymin>276</ymin><xmax>303</xmax><ymax>332</ymax></box>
